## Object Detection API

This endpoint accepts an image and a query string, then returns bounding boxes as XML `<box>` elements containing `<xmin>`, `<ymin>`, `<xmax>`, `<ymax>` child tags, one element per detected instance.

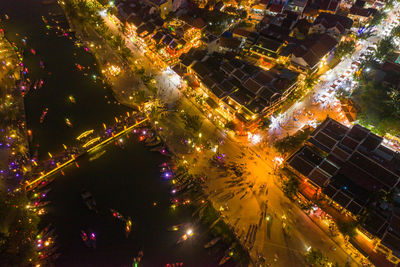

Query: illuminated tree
<box><xmin>282</xmin><ymin>175</ymin><xmax>300</xmax><ymax>199</ymax></box>
<box><xmin>183</xmin><ymin>114</ymin><xmax>203</xmax><ymax>133</ymax></box>
<box><xmin>334</xmin><ymin>40</ymin><xmax>356</xmax><ymax>59</ymax></box>
<box><xmin>375</xmin><ymin>37</ymin><xmax>395</xmax><ymax>61</ymax></box>
<box><xmin>225</xmin><ymin>121</ymin><xmax>236</xmax><ymax>131</ymax></box>
<box><xmin>391</xmin><ymin>25</ymin><xmax>400</xmax><ymax>38</ymax></box>
<box><xmin>369</xmin><ymin>11</ymin><xmax>387</xmax><ymax>26</ymax></box>
<box><xmin>336</xmin><ymin>221</ymin><xmax>357</xmax><ymax>239</ymax></box>
<box><xmin>305</xmin><ymin>249</ymin><xmax>328</xmax><ymax>266</ymax></box>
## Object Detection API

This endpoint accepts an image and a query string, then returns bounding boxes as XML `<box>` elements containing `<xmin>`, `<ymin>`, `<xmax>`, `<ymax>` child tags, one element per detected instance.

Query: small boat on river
<box><xmin>204</xmin><ymin>237</ymin><xmax>221</xmax><ymax>248</ymax></box>
<box><xmin>81</xmin><ymin>191</ymin><xmax>96</xmax><ymax>211</ymax></box>
<box><xmin>40</xmin><ymin>108</ymin><xmax>48</xmax><ymax>123</ymax></box>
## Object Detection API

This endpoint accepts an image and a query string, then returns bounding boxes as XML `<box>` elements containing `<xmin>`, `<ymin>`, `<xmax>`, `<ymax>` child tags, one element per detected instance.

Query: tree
<box><xmin>303</xmin><ymin>71</ymin><xmax>319</xmax><ymax>90</ymax></box>
<box><xmin>274</xmin><ymin>128</ymin><xmax>312</xmax><ymax>155</ymax></box>
<box><xmin>225</xmin><ymin>121</ymin><xmax>236</xmax><ymax>131</ymax></box>
<box><xmin>369</xmin><ymin>11</ymin><xmax>387</xmax><ymax>26</ymax></box>
<box><xmin>238</xmin><ymin>9</ymin><xmax>247</xmax><ymax>19</ymax></box>
<box><xmin>385</xmin><ymin>0</ymin><xmax>394</xmax><ymax>9</ymax></box>
<box><xmin>183</xmin><ymin>114</ymin><xmax>203</xmax><ymax>133</ymax></box>
<box><xmin>388</xmin><ymin>86</ymin><xmax>400</xmax><ymax>118</ymax></box>
<box><xmin>259</xmin><ymin>116</ymin><xmax>271</xmax><ymax>130</ymax></box>
<box><xmin>352</xmin><ymin>80</ymin><xmax>400</xmax><ymax>135</ymax></box>
<box><xmin>334</xmin><ymin>40</ymin><xmax>356</xmax><ymax>59</ymax></box>
<box><xmin>134</xmin><ymin>90</ymin><xmax>147</xmax><ymax>103</ymax></box>
<box><xmin>282</xmin><ymin>175</ymin><xmax>300</xmax><ymax>199</ymax></box>
<box><xmin>118</xmin><ymin>24</ymin><xmax>127</xmax><ymax>35</ymax></box>
<box><xmin>305</xmin><ymin>249</ymin><xmax>328</xmax><ymax>266</ymax></box>
<box><xmin>391</xmin><ymin>25</ymin><xmax>400</xmax><ymax>38</ymax></box>
<box><xmin>135</xmin><ymin>67</ymin><xmax>145</xmax><ymax>75</ymax></box>
<box><xmin>120</xmin><ymin>46</ymin><xmax>133</xmax><ymax>60</ymax></box>
<box><xmin>336</xmin><ymin>221</ymin><xmax>357</xmax><ymax>239</ymax></box>
<box><xmin>375</xmin><ymin>37</ymin><xmax>395</xmax><ymax>61</ymax></box>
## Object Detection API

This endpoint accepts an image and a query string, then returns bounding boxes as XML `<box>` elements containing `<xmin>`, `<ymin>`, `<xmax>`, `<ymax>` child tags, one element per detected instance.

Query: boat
<box><xmin>133</xmin><ymin>250</ymin><xmax>144</xmax><ymax>263</ymax></box>
<box><xmin>69</xmin><ymin>95</ymin><xmax>76</xmax><ymax>103</ymax></box>
<box><xmin>40</xmin><ymin>108</ymin><xmax>48</xmax><ymax>123</ymax></box>
<box><xmin>110</xmin><ymin>209</ymin><xmax>124</xmax><ymax>220</ymax></box>
<box><xmin>81</xmin><ymin>230</ymin><xmax>88</xmax><ymax>243</ymax></box>
<box><xmin>125</xmin><ymin>217</ymin><xmax>132</xmax><ymax>237</ymax></box>
<box><xmin>168</xmin><ymin>224</ymin><xmax>182</xmax><ymax>231</ymax></box>
<box><xmin>65</xmin><ymin>118</ymin><xmax>72</xmax><ymax>127</ymax></box>
<box><xmin>218</xmin><ymin>256</ymin><xmax>231</xmax><ymax>265</ymax></box>
<box><xmin>34</xmin><ymin>200</ymin><xmax>50</xmax><ymax>208</ymax></box>
<box><xmin>81</xmin><ymin>191</ymin><xmax>96</xmax><ymax>211</ymax></box>
<box><xmin>204</xmin><ymin>237</ymin><xmax>221</xmax><ymax>248</ymax></box>
<box><xmin>176</xmin><ymin>234</ymin><xmax>188</xmax><ymax>244</ymax></box>
<box><xmin>81</xmin><ymin>230</ymin><xmax>96</xmax><ymax>248</ymax></box>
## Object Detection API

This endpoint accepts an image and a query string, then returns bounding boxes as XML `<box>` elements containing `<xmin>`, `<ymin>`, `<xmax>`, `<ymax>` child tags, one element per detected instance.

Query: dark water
<box><xmin>43</xmin><ymin>136</ymin><xmax>216</xmax><ymax>266</ymax></box>
<box><xmin>0</xmin><ymin>0</ymin><xmax>129</xmax><ymax>159</ymax></box>
<box><xmin>0</xmin><ymin>1</ymin><xmax>220</xmax><ymax>265</ymax></box>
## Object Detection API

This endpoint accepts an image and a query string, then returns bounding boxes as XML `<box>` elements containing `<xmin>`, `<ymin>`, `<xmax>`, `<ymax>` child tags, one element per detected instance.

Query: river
<box><xmin>0</xmin><ymin>0</ymin><xmax>222</xmax><ymax>265</ymax></box>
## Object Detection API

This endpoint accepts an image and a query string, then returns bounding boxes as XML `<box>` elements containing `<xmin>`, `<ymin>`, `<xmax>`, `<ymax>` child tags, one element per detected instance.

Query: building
<box><xmin>290</xmin><ymin>33</ymin><xmax>337</xmax><ymax>71</ymax></box>
<box><xmin>302</xmin><ymin>0</ymin><xmax>340</xmax><ymax>21</ymax></box>
<box><xmin>143</xmin><ymin>0</ymin><xmax>172</xmax><ymax>19</ymax></box>
<box><xmin>250</xmin><ymin>36</ymin><xmax>285</xmax><ymax>59</ymax></box>
<box><xmin>285</xmin><ymin>0</ymin><xmax>308</xmax><ymax>14</ymax></box>
<box><xmin>309</xmin><ymin>12</ymin><xmax>353</xmax><ymax>40</ymax></box>
<box><xmin>219</xmin><ymin>36</ymin><xmax>242</xmax><ymax>52</ymax></box>
<box><xmin>348</xmin><ymin>6</ymin><xmax>376</xmax><ymax>23</ymax></box>
<box><xmin>178</xmin><ymin>49</ymin><xmax>299</xmax><ymax>123</ymax></box>
<box><xmin>287</xmin><ymin>118</ymin><xmax>400</xmax><ymax>264</ymax></box>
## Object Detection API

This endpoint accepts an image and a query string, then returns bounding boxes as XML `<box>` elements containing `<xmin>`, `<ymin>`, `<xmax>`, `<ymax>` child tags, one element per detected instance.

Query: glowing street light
<box><xmin>186</xmin><ymin>229</ymin><xmax>193</xmax><ymax>236</ymax></box>
<box><xmin>248</xmin><ymin>132</ymin><xmax>261</xmax><ymax>144</ymax></box>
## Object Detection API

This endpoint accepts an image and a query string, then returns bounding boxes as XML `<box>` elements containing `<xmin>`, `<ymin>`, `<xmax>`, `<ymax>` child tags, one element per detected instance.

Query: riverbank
<box><xmin>0</xmin><ymin>30</ymin><xmax>30</xmax><ymax>191</ymax></box>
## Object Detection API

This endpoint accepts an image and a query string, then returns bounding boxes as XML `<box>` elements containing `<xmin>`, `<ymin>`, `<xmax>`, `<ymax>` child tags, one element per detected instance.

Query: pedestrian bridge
<box><xmin>25</xmin><ymin>118</ymin><xmax>148</xmax><ymax>191</ymax></box>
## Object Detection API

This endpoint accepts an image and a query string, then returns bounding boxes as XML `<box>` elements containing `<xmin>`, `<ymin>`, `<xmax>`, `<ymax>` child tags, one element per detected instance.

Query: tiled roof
<box><xmin>309</xmin><ymin>168</ymin><xmax>330</xmax><ymax>187</ymax></box>
<box><xmin>319</xmin><ymin>159</ymin><xmax>338</xmax><ymax>176</ymax></box>
<box><xmin>243</xmin><ymin>78</ymin><xmax>263</xmax><ymax>94</ymax></box>
<box><xmin>211</xmin><ymin>85</ymin><xmax>228</xmax><ymax>98</ymax></box>
<box><xmin>349</xmin><ymin>6</ymin><xmax>374</xmax><ymax>17</ymax></box>
<box><xmin>245</xmin><ymin>98</ymin><xmax>268</xmax><ymax>114</ymax></box>
<box><xmin>268</xmin><ymin>4</ymin><xmax>284</xmax><ymax>13</ymax></box>
<box><xmin>233</xmin><ymin>28</ymin><xmax>252</xmax><ymax>38</ymax></box>
<box><xmin>314</xmin><ymin>12</ymin><xmax>353</xmax><ymax>30</ymax></box>
<box><xmin>381</xmin><ymin>232</ymin><xmax>400</xmax><ymax>258</ymax></box>
<box><xmin>332</xmin><ymin>190</ymin><xmax>352</xmax><ymax>208</ymax></box>
<box><xmin>254</xmin><ymin>70</ymin><xmax>276</xmax><ymax>84</ymax></box>
<box><xmin>363</xmin><ymin>212</ymin><xmax>389</xmax><ymax>238</ymax></box>
<box><xmin>232</xmin><ymin>68</ymin><xmax>248</xmax><ymax>81</ymax></box>
<box><xmin>288</xmin><ymin>150</ymin><xmax>316</xmax><ymax>177</ymax></box>
<box><xmin>348</xmin><ymin>152</ymin><xmax>399</xmax><ymax>189</ymax></box>
<box><xmin>192</xmin><ymin>61</ymin><xmax>210</xmax><ymax>79</ymax></box>
<box><xmin>219</xmin><ymin>37</ymin><xmax>241</xmax><ymax>50</ymax></box>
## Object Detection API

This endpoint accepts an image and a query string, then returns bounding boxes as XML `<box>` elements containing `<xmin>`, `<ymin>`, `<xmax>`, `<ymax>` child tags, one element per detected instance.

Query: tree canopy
<box><xmin>334</xmin><ymin>40</ymin><xmax>356</xmax><ymax>59</ymax></box>
<box><xmin>369</xmin><ymin>11</ymin><xmax>387</xmax><ymax>26</ymax></box>
<box><xmin>352</xmin><ymin>80</ymin><xmax>400</xmax><ymax>135</ymax></box>
<box><xmin>375</xmin><ymin>37</ymin><xmax>395</xmax><ymax>61</ymax></box>
<box><xmin>274</xmin><ymin>128</ymin><xmax>312</xmax><ymax>155</ymax></box>
<box><xmin>183</xmin><ymin>114</ymin><xmax>203</xmax><ymax>133</ymax></box>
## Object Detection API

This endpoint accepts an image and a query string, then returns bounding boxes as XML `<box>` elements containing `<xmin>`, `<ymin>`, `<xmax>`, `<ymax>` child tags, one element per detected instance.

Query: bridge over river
<box><xmin>25</xmin><ymin>118</ymin><xmax>149</xmax><ymax>190</ymax></box>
